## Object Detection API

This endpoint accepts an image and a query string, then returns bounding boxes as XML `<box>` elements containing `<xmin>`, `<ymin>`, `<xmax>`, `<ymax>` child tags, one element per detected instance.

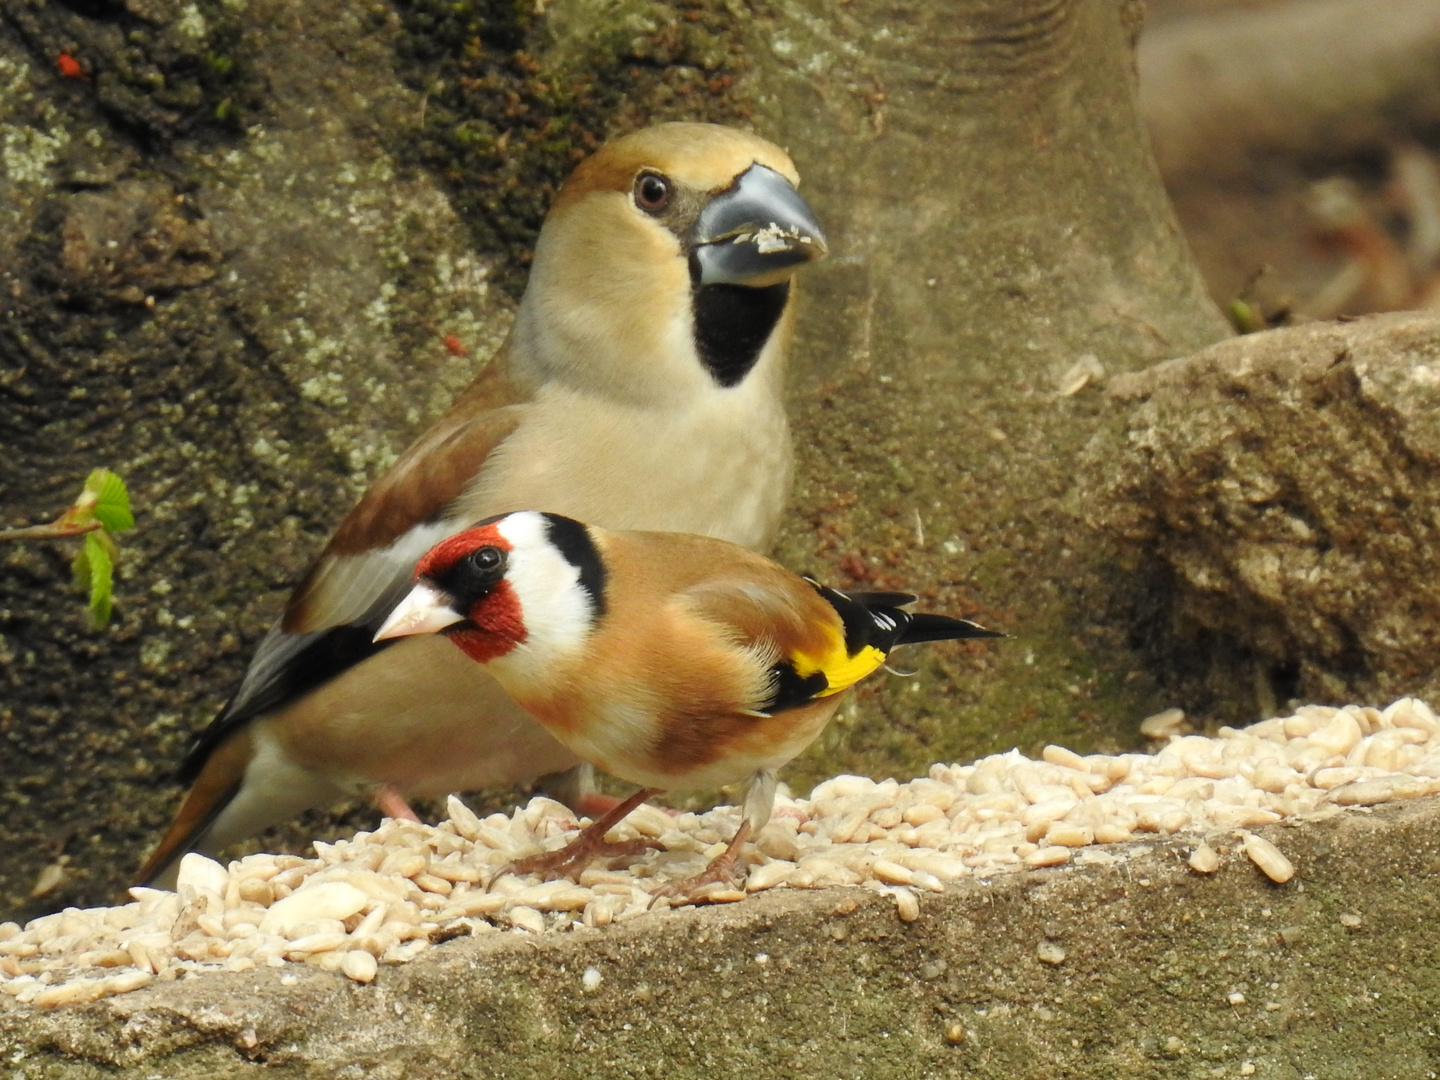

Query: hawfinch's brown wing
<box><xmin>181</xmin><ymin>359</ymin><xmax>530</xmax><ymax>779</ymax></box>
<box><xmin>285</xmin><ymin>359</ymin><xmax>527</xmax><ymax>632</ymax></box>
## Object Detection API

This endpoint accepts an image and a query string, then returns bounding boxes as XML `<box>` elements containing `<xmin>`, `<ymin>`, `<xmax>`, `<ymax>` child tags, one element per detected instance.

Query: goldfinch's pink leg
<box><xmin>375</xmin><ymin>784</ymin><xmax>421</xmax><ymax>822</ymax></box>
<box><xmin>652</xmin><ymin>819</ymin><xmax>755</xmax><ymax>901</ymax></box>
<box><xmin>509</xmin><ymin>786</ymin><xmax>663</xmax><ymax>881</ymax></box>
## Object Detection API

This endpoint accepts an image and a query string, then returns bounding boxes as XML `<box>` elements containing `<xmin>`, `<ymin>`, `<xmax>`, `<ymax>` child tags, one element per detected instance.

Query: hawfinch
<box><xmin>137</xmin><ymin>124</ymin><xmax>827</xmax><ymax>887</ymax></box>
<box><xmin>375</xmin><ymin>511</ymin><xmax>1001</xmax><ymax>896</ymax></box>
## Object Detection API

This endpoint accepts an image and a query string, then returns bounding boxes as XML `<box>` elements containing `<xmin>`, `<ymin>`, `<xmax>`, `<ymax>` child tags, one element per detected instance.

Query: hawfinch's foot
<box><xmin>576</xmin><ymin>791</ymin><xmax>683</xmax><ymax>820</ymax></box>
<box><xmin>376</xmin><ymin>784</ymin><xmax>421</xmax><ymax>822</ymax></box>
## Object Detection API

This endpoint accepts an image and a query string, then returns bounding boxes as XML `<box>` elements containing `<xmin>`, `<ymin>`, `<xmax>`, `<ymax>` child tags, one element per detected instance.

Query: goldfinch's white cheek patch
<box><xmin>493</xmin><ymin>510</ymin><xmax>550</xmax><ymax>550</ymax></box>
<box><xmin>491</xmin><ymin>512</ymin><xmax>597</xmax><ymax>681</ymax></box>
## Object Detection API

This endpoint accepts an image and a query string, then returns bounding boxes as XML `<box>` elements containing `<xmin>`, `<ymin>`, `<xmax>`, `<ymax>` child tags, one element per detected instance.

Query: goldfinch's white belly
<box><xmin>555</xmin><ymin>696</ymin><xmax>843</xmax><ymax>794</ymax></box>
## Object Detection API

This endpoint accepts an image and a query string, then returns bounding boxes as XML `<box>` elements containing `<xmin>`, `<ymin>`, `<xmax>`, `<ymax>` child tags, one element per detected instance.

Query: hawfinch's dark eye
<box><xmin>466</xmin><ymin>546</ymin><xmax>505</xmax><ymax>578</ymax></box>
<box><xmin>633</xmin><ymin>172</ymin><xmax>672</xmax><ymax>214</ymax></box>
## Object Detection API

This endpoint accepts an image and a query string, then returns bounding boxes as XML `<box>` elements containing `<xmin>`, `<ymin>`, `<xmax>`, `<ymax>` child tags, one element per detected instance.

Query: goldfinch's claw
<box><xmin>651</xmin><ymin>817</ymin><xmax>756</xmax><ymax>903</ymax></box>
<box><xmin>507</xmin><ymin>837</ymin><xmax>661</xmax><ymax>882</ymax></box>
<box><xmin>651</xmin><ymin>861</ymin><xmax>749</xmax><ymax>903</ymax></box>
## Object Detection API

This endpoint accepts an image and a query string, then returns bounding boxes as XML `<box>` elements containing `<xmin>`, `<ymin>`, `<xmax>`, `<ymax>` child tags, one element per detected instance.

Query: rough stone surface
<box><xmin>1086</xmin><ymin>312</ymin><xmax>1440</xmax><ymax>709</ymax></box>
<box><xmin>2</xmin><ymin>794</ymin><xmax>1437</xmax><ymax>1078</ymax></box>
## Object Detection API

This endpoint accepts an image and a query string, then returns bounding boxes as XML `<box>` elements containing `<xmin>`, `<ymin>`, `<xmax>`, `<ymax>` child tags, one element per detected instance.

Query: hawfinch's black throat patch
<box><xmin>691</xmin><ymin>282</ymin><xmax>789</xmax><ymax>389</ymax></box>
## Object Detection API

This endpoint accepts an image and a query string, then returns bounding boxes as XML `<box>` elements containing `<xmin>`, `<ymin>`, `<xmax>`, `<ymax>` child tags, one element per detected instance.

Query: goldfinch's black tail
<box><xmin>808</xmin><ymin>581</ymin><xmax>1004</xmax><ymax>657</ymax></box>
<box><xmin>895</xmin><ymin>610</ymin><xmax>1004</xmax><ymax>646</ymax></box>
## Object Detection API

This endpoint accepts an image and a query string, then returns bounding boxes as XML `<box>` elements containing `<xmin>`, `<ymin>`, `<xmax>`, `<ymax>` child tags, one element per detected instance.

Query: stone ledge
<box><xmin>3</xmin><ymin>794</ymin><xmax>1437</xmax><ymax>1079</ymax></box>
<box><xmin>1086</xmin><ymin>311</ymin><xmax>1440</xmax><ymax>706</ymax></box>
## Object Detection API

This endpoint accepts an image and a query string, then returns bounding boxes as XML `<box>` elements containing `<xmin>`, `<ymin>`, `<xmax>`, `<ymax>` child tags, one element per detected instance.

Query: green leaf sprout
<box><xmin>1</xmin><ymin>469</ymin><xmax>135</xmax><ymax>628</ymax></box>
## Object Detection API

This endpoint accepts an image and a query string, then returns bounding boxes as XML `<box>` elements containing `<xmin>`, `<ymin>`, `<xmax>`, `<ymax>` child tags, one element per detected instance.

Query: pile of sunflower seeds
<box><xmin>3</xmin><ymin>697</ymin><xmax>1438</xmax><ymax>1008</ymax></box>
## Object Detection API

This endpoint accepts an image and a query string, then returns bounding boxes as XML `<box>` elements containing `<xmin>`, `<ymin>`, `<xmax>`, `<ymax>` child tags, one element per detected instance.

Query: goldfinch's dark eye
<box><xmin>466</xmin><ymin>546</ymin><xmax>505</xmax><ymax>577</ymax></box>
<box><xmin>633</xmin><ymin>172</ymin><xmax>672</xmax><ymax>214</ymax></box>
<box><xmin>433</xmin><ymin>543</ymin><xmax>507</xmax><ymax>611</ymax></box>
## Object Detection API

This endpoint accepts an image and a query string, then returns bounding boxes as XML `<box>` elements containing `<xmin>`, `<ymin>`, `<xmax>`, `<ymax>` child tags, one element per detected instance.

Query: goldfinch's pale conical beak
<box><xmin>374</xmin><ymin>582</ymin><xmax>466</xmax><ymax>642</ymax></box>
<box><xmin>692</xmin><ymin>164</ymin><xmax>827</xmax><ymax>288</ymax></box>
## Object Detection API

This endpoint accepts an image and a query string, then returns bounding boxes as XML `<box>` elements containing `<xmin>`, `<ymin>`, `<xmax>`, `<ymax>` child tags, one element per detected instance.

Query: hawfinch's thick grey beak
<box><xmin>691</xmin><ymin>163</ymin><xmax>827</xmax><ymax>288</ymax></box>
<box><xmin>374</xmin><ymin>583</ymin><xmax>465</xmax><ymax>642</ymax></box>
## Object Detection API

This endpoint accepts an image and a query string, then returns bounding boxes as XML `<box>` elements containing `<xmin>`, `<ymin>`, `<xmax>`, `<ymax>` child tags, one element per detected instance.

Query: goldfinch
<box><xmin>374</xmin><ymin>512</ymin><xmax>1001</xmax><ymax>895</ymax></box>
<box><xmin>137</xmin><ymin>124</ymin><xmax>827</xmax><ymax>888</ymax></box>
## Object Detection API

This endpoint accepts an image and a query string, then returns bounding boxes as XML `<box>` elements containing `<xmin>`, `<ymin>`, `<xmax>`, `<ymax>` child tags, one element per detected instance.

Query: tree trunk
<box><xmin>744</xmin><ymin>0</ymin><xmax>1229</xmax><ymax>790</ymax></box>
<box><xmin>0</xmin><ymin>0</ymin><xmax>1226</xmax><ymax>918</ymax></box>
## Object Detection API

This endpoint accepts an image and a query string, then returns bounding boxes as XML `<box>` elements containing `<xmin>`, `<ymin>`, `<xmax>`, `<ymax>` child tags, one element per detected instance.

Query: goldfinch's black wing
<box><xmin>679</xmin><ymin>572</ymin><xmax>1001</xmax><ymax>719</ymax></box>
<box><xmin>753</xmin><ymin>579</ymin><xmax>1003</xmax><ymax>714</ymax></box>
<box><xmin>833</xmin><ymin>590</ymin><xmax>916</xmax><ymax>609</ymax></box>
